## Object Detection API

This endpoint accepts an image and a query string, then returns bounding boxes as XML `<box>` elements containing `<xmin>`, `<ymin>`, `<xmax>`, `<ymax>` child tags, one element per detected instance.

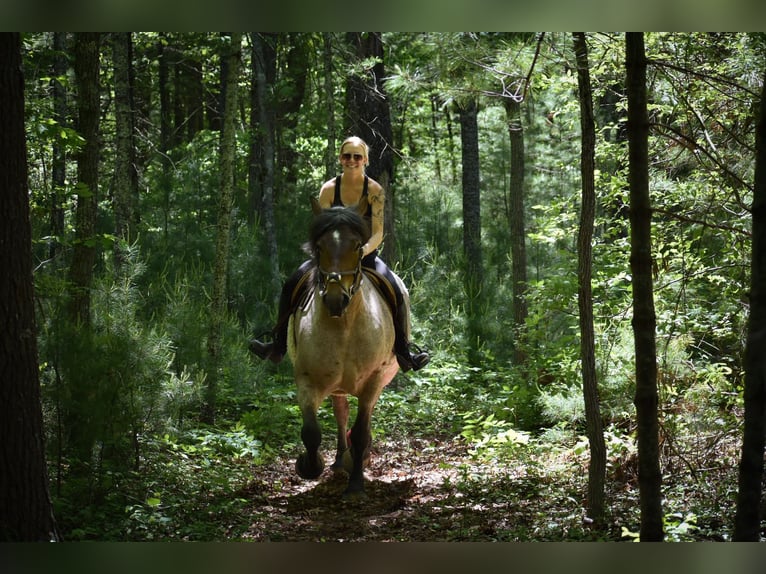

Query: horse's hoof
<box><xmin>296</xmin><ymin>452</ymin><xmax>325</xmax><ymax>479</ymax></box>
<box><xmin>331</xmin><ymin>450</ymin><xmax>349</xmax><ymax>473</ymax></box>
<box><xmin>342</xmin><ymin>482</ymin><xmax>367</xmax><ymax>499</ymax></box>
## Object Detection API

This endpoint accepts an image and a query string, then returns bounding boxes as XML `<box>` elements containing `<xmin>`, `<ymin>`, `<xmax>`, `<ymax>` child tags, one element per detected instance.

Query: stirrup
<box><xmin>396</xmin><ymin>342</ymin><xmax>430</xmax><ymax>372</ymax></box>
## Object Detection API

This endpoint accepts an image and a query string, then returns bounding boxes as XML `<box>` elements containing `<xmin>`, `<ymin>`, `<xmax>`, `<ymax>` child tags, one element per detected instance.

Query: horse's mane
<box><xmin>304</xmin><ymin>205</ymin><xmax>371</xmax><ymax>255</ymax></box>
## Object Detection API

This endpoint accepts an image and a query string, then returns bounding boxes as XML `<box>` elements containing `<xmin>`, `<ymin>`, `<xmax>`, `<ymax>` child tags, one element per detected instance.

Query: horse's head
<box><xmin>308</xmin><ymin>196</ymin><xmax>370</xmax><ymax>317</ymax></box>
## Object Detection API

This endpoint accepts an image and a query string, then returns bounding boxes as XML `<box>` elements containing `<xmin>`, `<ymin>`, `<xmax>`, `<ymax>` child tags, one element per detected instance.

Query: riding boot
<box><xmin>249</xmin><ymin>261</ymin><xmax>312</xmax><ymax>364</ymax></box>
<box><xmin>369</xmin><ymin>255</ymin><xmax>430</xmax><ymax>372</ymax></box>
<box><xmin>249</xmin><ymin>291</ymin><xmax>290</xmax><ymax>364</ymax></box>
<box><xmin>393</xmin><ymin>303</ymin><xmax>430</xmax><ymax>373</ymax></box>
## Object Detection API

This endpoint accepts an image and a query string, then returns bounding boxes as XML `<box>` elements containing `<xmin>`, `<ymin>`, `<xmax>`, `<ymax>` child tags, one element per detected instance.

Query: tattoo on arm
<box><xmin>369</xmin><ymin>192</ymin><xmax>383</xmax><ymax>217</ymax></box>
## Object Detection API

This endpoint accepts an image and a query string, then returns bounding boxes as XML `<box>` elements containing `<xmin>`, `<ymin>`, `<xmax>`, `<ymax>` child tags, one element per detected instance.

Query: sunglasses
<box><xmin>341</xmin><ymin>153</ymin><xmax>364</xmax><ymax>161</ymax></box>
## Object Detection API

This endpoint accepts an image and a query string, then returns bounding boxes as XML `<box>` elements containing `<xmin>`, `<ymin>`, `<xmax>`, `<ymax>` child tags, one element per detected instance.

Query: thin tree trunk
<box><xmin>203</xmin><ymin>32</ymin><xmax>241</xmax><ymax>425</ymax></box>
<box><xmin>345</xmin><ymin>32</ymin><xmax>396</xmax><ymax>262</ymax></box>
<box><xmin>67</xmin><ymin>32</ymin><xmax>100</xmax><ymax>326</ymax></box>
<box><xmin>186</xmin><ymin>53</ymin><xmax>205</xmax><ymax>139</ymax></box>
<box><xmin>158</xmin><ymin>33</ymin><xmax>172</xmax><ymax>243</ymax></box>
<box><xmin>626</xmin><ymin>31</ymin><xmax>663</xmax><ymax>542</ymax></box>
<box><xmin>323</xmin><ymin>33</ymin><xmax>336</xmax><ymax>181</ymax></box>
<box><xmin>251</xmin><ymin>32</ymin><xmax>281</xmax><ymax>299</ymax></box>
<box><xmin>0</xmin><ymin>32</ymin><xmax>60</xmax><ymax>542</ymax></box>
<box><xmin>573</xmin><ymin>31</ymin><xmax>606</xmax><ymax>525</ymax></box>
<box><xmin>458</xmin><ymin>97</ymin><xmax>484</xmax><ymax>362</ymax></box>
<box><xmin>50</xmin><ymin>32</ymin><xmax>67</xmax><ymax>264</ymax></box>
<box><xmin>504</xmin><ymin>97</ymin><xmax>529</xmax><ymax>366</ymax></box>
<box><xmin>733</xmin><ymin>68</ymin><xmax>766</xmax><ymax>542</ymax></box>
<box><xmin>173</xmin><ymin>48</ymin><xmax>184</xmax><ymax>146</ymax></box>
<box><xmin>247</xmin><ymin>34</ymin><xmax>258</xmax><ymax>227</ymax></box>
<box><xmin>207</xmin><ymin>37</ymin><xmax>224</xmax><ymax>132</ymax></box>
<box><xmin>276</xmin><ymin>33</ymin><xmax>309</xmax><ymax>190</ymax></box>
<box><xmin>112</xmin><ymin>32</ymin><xmax>138</xmax><ymax>269</ymax></box>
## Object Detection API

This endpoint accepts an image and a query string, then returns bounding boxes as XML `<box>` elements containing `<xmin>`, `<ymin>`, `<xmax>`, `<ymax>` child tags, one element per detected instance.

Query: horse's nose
<box><xmin>323</xmin><ymin>291</ymin><xmax>349</xmax><ymax>317</ymax></box>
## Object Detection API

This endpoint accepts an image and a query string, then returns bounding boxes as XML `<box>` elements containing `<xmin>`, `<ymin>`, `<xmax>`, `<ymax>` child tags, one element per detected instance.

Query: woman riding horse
<box><xmin>249</xmin><ymin>136</ymin><xmax>429</xmax><ymax>372</ymax></box>
<box><xmin>289</xmin><ymin>197</ymin><xmax>401</xmax><ymax>494</ymax></box>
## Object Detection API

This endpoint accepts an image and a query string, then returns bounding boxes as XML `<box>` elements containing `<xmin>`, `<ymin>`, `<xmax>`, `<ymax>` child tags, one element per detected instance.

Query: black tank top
<box><xmin>333</xmin><ymin>175</ymin><xmax>372</xmax><ymax>223</ymax></box>
<box><xmin>333</xmin><ymin>175</ymin><xmax>376</xmax><ymax>265</ymax></box>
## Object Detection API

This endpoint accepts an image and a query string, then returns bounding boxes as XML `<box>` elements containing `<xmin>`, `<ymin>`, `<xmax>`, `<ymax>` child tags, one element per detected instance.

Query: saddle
<box><xmin>291</xmin><ymin>267</ymin><xmax>398</xmax><ymax>318</ymax></box>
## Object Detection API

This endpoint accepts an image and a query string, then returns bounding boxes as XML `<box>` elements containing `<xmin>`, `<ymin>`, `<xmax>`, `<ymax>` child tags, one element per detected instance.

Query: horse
<box><xmin>286</xmin><ymin>196</ymin><xmax>403</xmax><ymax>495</ymax></box>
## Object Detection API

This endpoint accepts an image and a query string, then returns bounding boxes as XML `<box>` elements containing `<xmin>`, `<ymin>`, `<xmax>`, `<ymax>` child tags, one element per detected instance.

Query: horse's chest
<box><xmin>289</xmin><ymin>286</ymin><xmax>396</xmax><ymax>397</ymax></box>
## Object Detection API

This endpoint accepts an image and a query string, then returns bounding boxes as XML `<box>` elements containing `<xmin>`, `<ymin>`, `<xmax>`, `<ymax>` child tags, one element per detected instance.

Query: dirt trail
<box><xmin>237</xmin><ymin>436</ymin><xmax>589</xmax><ymax>542</ymax></box>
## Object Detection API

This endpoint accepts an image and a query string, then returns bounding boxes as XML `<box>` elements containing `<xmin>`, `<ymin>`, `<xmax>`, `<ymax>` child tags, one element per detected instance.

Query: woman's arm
<box><xmin>363</xmin><ymin>180</ymin><xmax>385</xmax><ymax>256</ymax></box>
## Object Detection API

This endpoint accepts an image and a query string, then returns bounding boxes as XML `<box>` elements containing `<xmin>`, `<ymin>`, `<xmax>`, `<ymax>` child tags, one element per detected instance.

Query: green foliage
<box><xmin>461</xmin><ymin>411</ymin><xmax>531</xmax><ymax>461</ymax></box>
<box><xmin>123</xmin><ymin>429</ymin><xmax>262</xmax><ymax>541</ymax></box>
<box><xmin>622</xmin><ymin>512</ymin><xmax>699</xmax><ymax>542</ymax></box>
<box><xmin>238</xmin><ymin>378</ymin><xmax>301</xmax><ymax>446</ymax></box>
<box><xmin>40</xmin><ymin>252</ymin><xmax>176</xmax><ymax>472</ymax></box>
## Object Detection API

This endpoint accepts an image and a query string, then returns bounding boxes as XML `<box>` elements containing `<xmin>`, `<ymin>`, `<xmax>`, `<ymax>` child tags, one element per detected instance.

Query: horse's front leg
<box><xmin>330</xmin><ymin>394</ymin><xmax>349</xmax><ymax>472</ymax></box>
<box><xmin>346</xmin><ymin>404</ymin><xmax>373</xmax><ymax>495</ymax></box>
<box><xmin>295</xmin><ymin>404</ymin><xmax>324</xmax><ymax>480</ymax></box>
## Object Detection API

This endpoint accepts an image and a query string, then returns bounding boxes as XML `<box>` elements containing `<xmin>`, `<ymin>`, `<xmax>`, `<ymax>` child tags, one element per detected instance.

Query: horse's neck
<box><xmin>294</xmin><ymin>280</ymin><xmax>395</xmax><ymax>369</ymax></box>
<box><xmin>311</xmin><ymin>286</ymin><xmax>365</xmax><ymax>328</ymax></box>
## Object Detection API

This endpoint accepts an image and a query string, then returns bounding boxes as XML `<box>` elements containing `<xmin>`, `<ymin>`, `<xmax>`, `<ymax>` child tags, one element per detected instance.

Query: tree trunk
<box><xmin>573</xmin><ymin>31</ymin><xmax>607</xmax><ymax>526</ymax></box>
<box><xmin>323</xmin><ymin>33</ymin><xmax>337</xmax><ymax>181</ymax></box>
<box><xmin>206</xmin><ymin>36</ymin><xmax>224</xmax><ymax>133</ymax></box>
<box><xmin>203</xmin><ymin>32</ymin><xmax>241</xmax><ymax>424</ymax></box>
<box><xmin>67</xmin><ymin>32</ymin><xmax>100</xmax><ymax>326</ymax></box>
<box><xmin>185</xmin><ymin>52</ymin><xmax>204</xmax><ymax>140</ymax></box>
<box><xmin>345</xmin><ymin>32</ymin><xmax>397</xmax><ymax>262</ymax></box>
<box><xmin>504</xmin><ymin>96</ymin><xmax>529</xmax><ymax>366</ymax></box>
<box><xmin>251</xmin><ymin>32</ymin><xmax>281</xmax><ymax>299</ymax></box>
<box><xmin>173</xmin><ymin>47</ymin><xmax>184</xmax><ymax>146</ymax></box>
<box><xmin>276</xmin><ymin>33</ymin><xmax>309</xmax><ymax>190</ymax></box>
<box><xmin>247</xmin><ymin>35</ymin><xmax>258</xmax><ymax>227</ymax></box>
<box><xmin>49</xmin><ymin>32</ymin><xmax>68</xmax><ymax>264</ymax></box>
<box><xmin>458</xmin><ymin>97</ymin><xmax>484</xmax><ymax>362</ymax></box>
<box><xmin>626</xmin><ymin>32</ymin><xmax>663</xmax><ymax>542</ymax></box>
<box><xmin>158</xmin><ymin>34</ymin><xmax>172</xmax><ymax>243</ymax></box>
<box><xmin>112</xmin><ymin>32</ymin><xmax>138</xmax><ymax>269</ymax></box>
<box><xmin>733</xmin><ymin>68</ymin><xmax>766</xmax><ymax>542</ymax></box>
<box><xmin>0</xmin><ymin>32</ymin><xmax>60</xmax><ymax>542</ymax></box>
<box><xmin>430</xmin><ymin>95</ymin><xmax>442</xmax><ymax>180</ymax></box>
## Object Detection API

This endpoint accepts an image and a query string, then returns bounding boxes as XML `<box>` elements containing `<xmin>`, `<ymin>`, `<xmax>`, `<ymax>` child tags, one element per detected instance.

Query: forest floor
<box><xmin>235</xmin><ymin>435</ymin><xmax>636</xmax><ymax>542</ymax></box>
<box><xmin>105</xmin><ymin>375</ymin><xmax>745</xmax><ymax>543</ymax></box>
<box><xmin>91</xmin><ymin>422</ymin><xmax>744</xmax><ymax>542</ymax></box>
<box><xmin>226</xmin><ymin>423</ymin><xmax>745</xmax><ymax>542</ymax></box>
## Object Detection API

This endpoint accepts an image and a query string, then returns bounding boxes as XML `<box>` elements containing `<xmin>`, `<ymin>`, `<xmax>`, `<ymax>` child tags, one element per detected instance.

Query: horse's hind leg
<box><xmin>295</xmin><ymin>405</ymin><xmax>325</xmax><ymax>480</ymax></box>
<box><xmin>330</xmin><ymin>394</ymin><xmax>349</xmax><ymax>472</ymax></box>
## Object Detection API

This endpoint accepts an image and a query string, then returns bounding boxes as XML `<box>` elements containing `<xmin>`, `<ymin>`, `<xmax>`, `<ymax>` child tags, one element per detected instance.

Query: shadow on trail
<box><xmin>286</xmin><ymin>472</ymin><xmax>416</xmax><ymax>516</ymax></box>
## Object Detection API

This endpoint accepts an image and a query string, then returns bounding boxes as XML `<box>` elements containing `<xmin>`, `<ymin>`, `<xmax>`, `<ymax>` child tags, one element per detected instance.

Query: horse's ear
<box><xmin>310</xmin><ymin>196</ymin><xmax>323</xmax><ymax>215</ymax></box>
<box><xmin>355</xmin><ymin>195</ymin><xmax>368</xmax><ymax>217</ymax></box>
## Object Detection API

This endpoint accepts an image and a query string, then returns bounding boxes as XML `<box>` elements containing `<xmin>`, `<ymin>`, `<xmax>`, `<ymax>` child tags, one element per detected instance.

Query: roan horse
<box><xmin>287</xmin><ymin>196</ymin><xmax>403</xmax><ymax>495</ymax></box>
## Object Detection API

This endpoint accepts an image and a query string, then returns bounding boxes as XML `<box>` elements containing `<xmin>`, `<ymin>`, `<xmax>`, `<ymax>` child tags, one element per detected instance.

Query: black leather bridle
<box><xmin>316</xmin><ymin>245</ymin><xmax>364</xmax><ymax>304</ymax></box>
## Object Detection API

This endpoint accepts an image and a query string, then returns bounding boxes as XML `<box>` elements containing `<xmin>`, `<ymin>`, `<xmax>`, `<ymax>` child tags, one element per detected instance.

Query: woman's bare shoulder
<box><xmin>367</xmin><ymin>177</ymin><xmax>385</xmax><ymax>196</ymax></box>
<box><xmin>317</xmin><ymin>179</ymin><xmax>336</xmax><ymax>207</ymax></box>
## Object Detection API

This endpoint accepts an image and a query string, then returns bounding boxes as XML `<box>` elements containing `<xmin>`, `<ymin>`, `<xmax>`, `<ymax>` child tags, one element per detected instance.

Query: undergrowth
<box><xmin>50</xmin><ymin>351</ymin><xmax>748</xmax><ymax>542</ymax></box>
